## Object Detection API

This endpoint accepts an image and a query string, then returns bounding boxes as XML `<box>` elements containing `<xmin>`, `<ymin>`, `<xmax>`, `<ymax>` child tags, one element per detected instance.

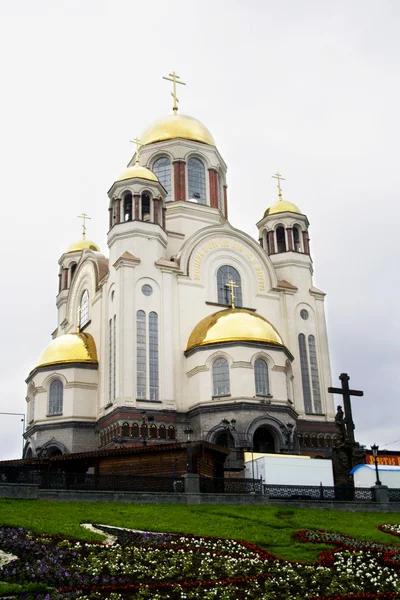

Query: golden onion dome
<box><xmin>67</xmin><ymin>238</ymin><xmax>100</xmax><ymax>253</ymax></box>
<box><xmin>264</xmin><ymin>199</ymin><xmax>302</xmax><ymax>218</ymax></box>
<box><xmin>141</xmin><ymin>113</ymin><xmax>215</xmax><ymax>146</ymax></box>
<box><xmin>35</xmin><ymin>333</ymin><xmax>98</xmax><ymax>370</ymax></box>
<box><xmin>116</xmin><ymin>163</ymin><xmax>159</xmax><ymax>183</ymax></box>
<box><xmin>186</xmin><ymin>308</ymin><xmax>283</xmax><ymax>352</ymax></box>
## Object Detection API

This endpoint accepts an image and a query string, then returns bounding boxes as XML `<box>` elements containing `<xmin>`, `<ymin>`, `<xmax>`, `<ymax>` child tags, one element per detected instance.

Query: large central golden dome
<box><xmin>35</xmin><ymin>333</ymin><xmax>98</xmax><ymax>370</ymax></box>
<box><xmin>186</xmin><ymin>308</ymin><xmax>283</xmax><ymax>352</ymax></box>
<box><xmin>141</xmin><ymin>113</ymin><xmax>215</xmax><ymax>146</ymax></box>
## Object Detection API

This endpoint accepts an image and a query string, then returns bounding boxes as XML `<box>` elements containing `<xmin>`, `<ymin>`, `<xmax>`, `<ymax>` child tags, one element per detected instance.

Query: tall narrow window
<box><xmin>188</xmin><ymin>157</ymin><xmax>206</xmax><ymax>204</ymax></box>
<box><xmin>131</xmin><ymin>423</ymin><xmax>139</xmax><ymax>438</ymax></box>
<box><xmin>212</xmin><ymin>358</ymin><xmax>230</xmax><ymax>397</ymax></box>
<box><xmin>217</xmin><ymin>265</ymin><xmax>242</xmax><ymax>307</ymax></box>
<box><xmin>254</xmin><ymin>359</ymin><xmax>269</xmax><ymax>396</ymax></box>
<box><xmin>108</xmin><ymin>318</ymin><xmax>115</xmax><ymax>402</ymax></box>
<box><xmin>122</xmin><ymin>422</ymin><xmax>129</xmax><ymax>437</ymax></box>
<box><xmin>149</xmin><ymin>311</ymin><xmax>159</xmax><ymax>401</ymax></box>
<box><xmin>293</xmin><ymin>226</ymin><xmax>301</xmax><ymax>252</ymax></box>
<box><xmin>159</xmin><ymin>424</ymin><xmax>166</xmax><ymax>439</ymax></box>
<box><xmin>136</xmin><ymin>310</ymin><xmax>146</xmax><ymax>399</ymax></box>
<box><xmin>124</xmin><ymin>193</ymin><xmax>133</xmax><ymax>221</ymax></box>
<box><xmin>142</xmin><ymin>193</ymin><xmax>151</xmax><ymax>221</ymax></box>
<box><xmin>298</xmin><ymin>334</ymin><xmax>312</xmax><ymax>413</ymax></box>
<box><xmin>308</xmin><ymin>335</ymin><xmax>322</xmax><ymax>413</ymax></box>
<box><xmin>276</xmin><ymin>226</ymin><xmax>286</xmax><ymax>252</ymax></box>
<box><xmin>218</xmin><ymin>172</ymin><xmax>224</xmax><ymax>213</ymax></box>
<box><xmin>79</xmin><ymin>290</ymin><xmax>89</xmax><ymax>329</ymax></box>
<box><xmin>153</xmin><ymin>157</ymin><xmax>171</xmax><ymax>201</ymax></box>
<box><xmin>48</xmin><ymin>380</ymin><xmax>63</xmax><ymax>415</ymax></box>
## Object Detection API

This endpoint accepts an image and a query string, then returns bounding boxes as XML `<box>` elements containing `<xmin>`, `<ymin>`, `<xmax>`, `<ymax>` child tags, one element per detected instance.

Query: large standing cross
<box><xmin>162</xmin><ymin>71</ymin><xmax>186</xmax><ymax>113</ymax></box>
<box><xmin>129</xmin><ymin>136</ymin><xmax>142</xmax><ymax>165</ymax></box>
<box><xmin>272</xmin><ymin>172</ymin><xmax>285</xmax><ymax>199</ymax></box>
<box><xmin>225</xmin><ymin>279</ymin><xmax>239</xmax><ymax>309</ymax></box>
<box><xmin>328</xmin><ymin>373</ymin><xmax>364</xmax><ymax>444</ymax></box>
<box><xmin>78</xmin><ymin>212</ymin><xmax>91</xmax><ymax>239</ymax></box>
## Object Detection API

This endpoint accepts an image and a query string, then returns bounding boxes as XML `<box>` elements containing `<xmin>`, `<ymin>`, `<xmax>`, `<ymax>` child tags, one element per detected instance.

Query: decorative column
<box><xmin>153</xmin><ymin>199</ymin><xmax>159</xmax><ymax>225</ymax></box>
<box><xmin>302</xmin><ymin>231</ymin><xmax>310</xmax><ymax>255</ymax></box>
<box><xmin>173</xmin><ymin>160</ymin><xmax>186</xmax><ymax>202</ymax></box>
<box><xmin>286</xmin><ymin>228</ymin><xmax>294</xmax><ymax>251</ymax></box>
<box><xmin>115</xmin><ymin>199</ymin><xmax>121</xmax><ymax>224</ymax></box>
<box><xmin>62</xmin><ymin>268</ymin><xmax>68</xmax><ymax>290</ymax></box>
<box><xmin>267</xmin><ymin>231</ymin><xmax>275</xmax><ymax>254</ymax></box>
<box><xmin>162</xmin><ymin>207</ymin><xmax>166</xmax><ymax>230</ymax></box>
<box><xmin>208</xmin><ymin>169</ymin><xmax>219</xmax><ymax>208</ymax></box>
<box><xmin>134</xmin><ymin>194</ymin><xmax>140</xmax><ymax>220</ymax></box>
<box><xmin>223</xmin><ymin>186</ymin><xmax>228</xmax><ymax>219</ymax></box>
<box><xmin>108</xmin><ymin>206</ymin><xmax>113</xmax><ymax>230</ymax></box>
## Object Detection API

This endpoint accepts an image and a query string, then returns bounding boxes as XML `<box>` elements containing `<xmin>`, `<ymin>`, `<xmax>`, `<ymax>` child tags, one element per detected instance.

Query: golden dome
<box><xmin>186</xmin><ymin>308</ymin><xmax>283</xmax><ymax>352</ymax></box>
<box><xmin>264</xmin><ymin>199</ymin><xmax>302</xmax><ymax>218</ymax></box>
<box><xmin>141</xmin><ymin>113</ymin><xmax>215</xmax><ymax>146</ymax></box>
<box><xmin>116</xmin><ymin>164</ymin><xmax>159</xmax><ymax>183</ymax></box>
<box><xmin>67</xmin><ymin>238</ymin><xmax>100</xmax><ymax>253</ymax></box>
<box><xmin>36</xmin><ymin>333</ymin><xmax>98</xmax><ymax>370</ymax></box>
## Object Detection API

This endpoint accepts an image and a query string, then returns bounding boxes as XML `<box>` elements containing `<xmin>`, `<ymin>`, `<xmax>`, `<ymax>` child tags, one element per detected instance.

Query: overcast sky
<box><xmin>0</xmin><ymin>0</ymin><xmax>398</xmax><ymax>460</ymax></box>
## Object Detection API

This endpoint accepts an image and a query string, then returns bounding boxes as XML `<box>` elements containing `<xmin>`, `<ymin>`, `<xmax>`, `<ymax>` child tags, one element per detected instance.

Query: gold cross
<box><xmin>225</xmin><ymin>279</ymin><xmax>239</xmax><ymax>309</ymax></box>
<box><xmin>272</xmin><ymin>172</ymin><xmax>285</xmax><ymax>200</ymax></box>
<box><xmin>162</xmin><ymin>71</ymin><xmax>186</xmax><ymax>113</ymax></box>
<box><xmin>77</xmin><ymin>212</ymin><xmax>91</xmax><ymax>239</ymax></box>
<box><xmin>129</xmin><ymin>136</ymin><xmax>142</xmax><ymax>165</ymax></box>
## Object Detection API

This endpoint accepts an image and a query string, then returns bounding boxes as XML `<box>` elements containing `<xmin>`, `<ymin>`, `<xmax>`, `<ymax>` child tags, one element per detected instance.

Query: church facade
<box><xmin>23</xmin><ymin>93</ymin><xmax>337</xmax><ymax>465</ymax></box>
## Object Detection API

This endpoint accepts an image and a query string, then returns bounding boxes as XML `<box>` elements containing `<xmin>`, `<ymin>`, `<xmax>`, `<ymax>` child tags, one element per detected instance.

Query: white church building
<box><xmin>23</xmin><ymin>78</ymin><xmax>336</xmax><ymax>464</ymax></box>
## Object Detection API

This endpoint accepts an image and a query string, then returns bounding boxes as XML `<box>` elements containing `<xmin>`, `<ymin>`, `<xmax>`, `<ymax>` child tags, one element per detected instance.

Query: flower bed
<box><xmin>1</xmin><ymin>524</ymin><xmax>400</xmax><ymax>598</ymax></box>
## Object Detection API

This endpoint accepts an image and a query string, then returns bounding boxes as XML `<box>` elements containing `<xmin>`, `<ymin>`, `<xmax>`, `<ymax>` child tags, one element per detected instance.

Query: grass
<box><xmin>1</xmin><ymin>499</ymin><xmax>400</xmax><ymax>562</ymax></box>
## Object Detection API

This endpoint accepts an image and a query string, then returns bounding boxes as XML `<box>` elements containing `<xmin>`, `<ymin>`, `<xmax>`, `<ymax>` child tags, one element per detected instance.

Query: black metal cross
<box><xmin>328</xmin><ymin>373</ymin><xmax>363</xmax><ymax>444</ymax></box>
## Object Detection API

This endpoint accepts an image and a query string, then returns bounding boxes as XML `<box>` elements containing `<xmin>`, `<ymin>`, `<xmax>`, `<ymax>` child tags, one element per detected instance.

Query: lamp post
<box><xmin>184</xmin><ymin>427</ymin><xmax>194</xmax><ymax>472</ymax></box>
<box><xmin>0</xmin><ymin>412</ymin><xmax>26</xmax><ymax>457</ymax></box>
<box><xmin>371</xmin><ymin>443</ymin><xmax>382</xmax><ymax>486</ymax></box>
<box><xmin>141</xmin><ymin>410</ymin><xmax>147</xmax><ymax>447</ymax></box>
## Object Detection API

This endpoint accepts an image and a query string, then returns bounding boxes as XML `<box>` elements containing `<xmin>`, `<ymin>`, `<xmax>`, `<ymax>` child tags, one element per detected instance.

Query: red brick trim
<box><xmin>173</xmin><ymin>160</ymin><xmax>186</xmax><ymax>202</ymax></box>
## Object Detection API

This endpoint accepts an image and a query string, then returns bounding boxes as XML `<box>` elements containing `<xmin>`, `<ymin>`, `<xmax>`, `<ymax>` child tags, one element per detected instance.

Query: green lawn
<box><xmin>1</xmin><ymin>499</ymin><xmax>400</xmax><ymax>562</ymax></box>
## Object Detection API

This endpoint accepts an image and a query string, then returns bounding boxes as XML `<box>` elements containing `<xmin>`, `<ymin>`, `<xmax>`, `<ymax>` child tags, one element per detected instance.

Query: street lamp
<box><xmin>371</xmin><ymin>443</ymin><xmax>382</xmax><ymax>486</ymax></box>
<box><xmin>184</xmin><ymin>428</ymin><xmax>194</xmax><ymax>472</ymax></box>
<box><xmin>0</xmin><ymin>412</ymin><xmax>26</xmax><ymax>457</ymax></box>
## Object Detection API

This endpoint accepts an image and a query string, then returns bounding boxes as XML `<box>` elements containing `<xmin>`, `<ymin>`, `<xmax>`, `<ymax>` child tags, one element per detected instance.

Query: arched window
<box><xmin>153</xmin><ymin>157</ymin><xmax>171</xmax><ymax>201</ymax></box>
<box><xmin>141</xmin><ymin>192</ymin><xmax>151</xmax><ymax>221</ymax></box>
<box><xmin>326</xmin><ymin>435</ymin><xmax>332</xmax><ymax>448</ymax></box>
<box><xmin>212</xmin><ymin>358</ymin><xmax>230</xmax><ymax>397</ymax></box>
<box><xmin>48</xmin><ymin>380</ymin><xmax>63</xmax><ymax>415</ymax></box>
<box><xmin>159</xmin><ymin>424</ymin><xmax>166</xmax><ymax>440</ymax></box>
<box><xmin>217</xmin><ymin>265</ymin><xmax>242</xmax><ymax>307</ymax></box>
<box><xmin>298</xmin><ymin>334</ymin><xmax>312</xmax><ymax>413</ymax></box>
<box><xmin>254</xmin><ymin>359</ymin><xmax>269</xmax><ymax>396</ymax></box>
<box><xmin>298</xmin><ymin>434</ymin><xmax>304</xmax><ymax>448</ymax></box>
<box><xmin>168</xmin><ymin>425</ymin><xmax>176</xmax><ymax>440</ymax></box>
<box><xmin>188</xmin><ymin>157</ymin><xmax>206</xmax><ymax>204</ymax></box>
<box><xmin>141</xmin><ymin>423</ymin><xmax>148</xmax><ymax>438</ymax></box>
<box><xmin>311</xmin><ymin>435</ymin><xmax>318</xmax><ymax>448</ymax></box>
<box><xmin>218</xmin><ymin>172</ymin><xmax>224</xmax><ymax>213</ymax></box>
<box><xmin>124</xmin><ymin>193</ymin><xmax>133</xmax><ymax>221</ymax></box>
<box><xmin>149</xmin><ymin>312</ymin><xmax>159</xmax><ymax>401</ymax></box>
<box><xmin>318</xmin><ymin>435</ymin><xmax>325</xmax><ymax>448</ymax></box>
<box><xmin>137</xmin><ymin>310</ymin><xmax>146</xmax><ymax>399</ymax></box>
<box><xmin>122</xmin><ymin>422</ymin><xmax>129</xmax><ymax>437</ymax></box>
<box><xmin>304</xmin><ymin>434</ymin><xmax>310</xmax><ymax>447</ymax></box>
<box><xmin>293</xmin><ymin>226</ymin><xmax>301</xmax><ymax>252</ymax></box>
<box><xmin>276</xmin><ymin>226</ymin><xmax>286</xmax><ymax>252</ymax></box>
<box><xmin>308</xmin><ymin>335</ymin><xmax>322</xmax><ymax>413</ymax></box>
<box><xmin>70</xmin><ymin>263</ymin><xmax>77</xmax><ymax>282</ymax></box>
<box><xmin>149</xmin><ymin>424</ymin><xmax>157</xmax><ymax>439</ymax></box>
<box><xmin>131</xmin><ymin>423</ymin><xmax>139</xmax><ymax>438</ymax></box>
<box><xmin>79</xmin><ymin>290</ymin><xmax>89</xmax><ymax>329</ymax></box>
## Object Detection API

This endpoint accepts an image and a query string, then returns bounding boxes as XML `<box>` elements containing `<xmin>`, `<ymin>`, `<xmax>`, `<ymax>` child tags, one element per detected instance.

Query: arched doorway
<box><xmin>253</xmin><ymin>427</ymin><xmax>276</xmax><ymax>453</ymax></box>
<box><xmin>215</xmin><ymin>430</ymin><xmax>235</xmax><ymax>449</ymax></box>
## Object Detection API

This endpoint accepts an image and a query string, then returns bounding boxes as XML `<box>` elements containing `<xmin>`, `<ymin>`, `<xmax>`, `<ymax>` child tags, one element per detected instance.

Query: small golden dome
<box><xmin>186</xmin><ymin>308</ymin><xmax>283</xmax><ymax>352</ymax></box>
<box><xmin>264</xmin><ymin>199</ymin><xmax>302</xmax><ymax>218</ymax></box>
<box><xmin>36</xmin><ymin>333</ymin><xmax>98</xmax><ymax>369</ymax></box>
<box><xmin>141</xmin><ymin>113</ymin><xmax>215</xmax><ymax>146</ymax></box>
<box><xmin>67</xmin><ymin>238</ymin><xmax>100</xmax><ymax>253</ymax></box>
<box><xmin>116</xmin><ymin>164</ymin><xmax>159</xmax><ymax>183</ymax></box>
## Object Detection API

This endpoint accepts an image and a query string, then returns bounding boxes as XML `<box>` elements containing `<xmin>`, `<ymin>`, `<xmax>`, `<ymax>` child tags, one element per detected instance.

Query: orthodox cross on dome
<box><xmin>129</xmin><ymin>137</ymin><xmax>142</xmax><ymax>165</ymax></box>
<box><xmin>328</xmin><ymin>373</ymin><xmax>364</xmax><ymax>444</ymax></box>
<box><xmin>77</xmin><ymin>212</ymin><xmax>91</xmax><ymax>240</ymax></box>
<box><xmin>162</xmin><ymin>71</ymin><xmax>186</xmax><ymax>114</ymax></box>
<box><xmin>272</xmin><ymin>172</ymin><xmax>285</xmax><ymax>201</ymax></box>
<box><xmin>225</xmin><ymin>279</ymin><xmax>239</xmax><ymax>309</ymax></box>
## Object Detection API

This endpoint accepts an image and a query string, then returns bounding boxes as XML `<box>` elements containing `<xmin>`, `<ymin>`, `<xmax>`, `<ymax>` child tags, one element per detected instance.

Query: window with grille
<box><xmin>149</xmin><ymin>312</ymin><xmax>159</xmax><ymax>400</ymax></box>
<box><xmin>254</xmin><ymin>359</ymin><xmax>269</xmax><ymax>396</ymax></box>
<box><xmin>298</xmin><ymin>333</ymin><xmax>322</xmax><ymax>414</ymax></box>
<box><xmin>48</xmin><ymin>380</ymin><xmax>63</xmax><ymax>415</ymax></box>
<box><xmin>188</xmin><ymin>157</ymin><xmax>206</xmax><ymax>204</ymax></box>
<box><xmin>79</xmin><ymin>290</ymin><xmax>89</xmax><ymax>328</ymax></box>
<box><xmin>153</xmin><ymin>157</ymin><xmax>171</xmax><ymax>201</ymax></box>
<box><xmin>217</xmin><ymin>265</ymin><xmax>242</xmax><ymax>307</ymax></box>
<box><xmin>136</xmin><ymin>310</ymin><xmax>147</xmax><ymax>399</ymax></box>
<box><xmin>212</xmin><ymin>358</ymin><xmax>230</xmax><ymax>396</ymax></box>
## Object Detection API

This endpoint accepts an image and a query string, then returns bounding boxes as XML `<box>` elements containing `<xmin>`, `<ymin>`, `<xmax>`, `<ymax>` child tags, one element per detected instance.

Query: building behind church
<box><xmin>23</xmin><ymin>79</ymin><xmax>337</xmax><ymax>468</ymax></box>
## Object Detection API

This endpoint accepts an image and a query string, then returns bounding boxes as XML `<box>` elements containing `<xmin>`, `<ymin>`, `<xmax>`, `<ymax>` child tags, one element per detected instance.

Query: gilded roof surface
<box><xmin>36</xmin><ymin>333</ymin><xmax>98</xmax><ymax>369</ymax></box>
<box><xmin>263</xmin><ymin>199</ymin><xmax>302</xmax><ymax>218</ymax></box>
<box><xmin>116</xmin><ymin>164</ymin><xmax>159</xmax><ymax>183</ymax></box>
<box><xmin>67</xmin><ymin>239</ymin><xmax>100</xmax><ymax>253</ymax></box>
<box><xmin>186</xmin><ymin>308</ymin><xmax>283</xmax><ymax>352</ymax></box>
<box><xmin>141</xmin><ymin>113</ymin><xmax>215</xmax><ymax>146</ymax></box>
